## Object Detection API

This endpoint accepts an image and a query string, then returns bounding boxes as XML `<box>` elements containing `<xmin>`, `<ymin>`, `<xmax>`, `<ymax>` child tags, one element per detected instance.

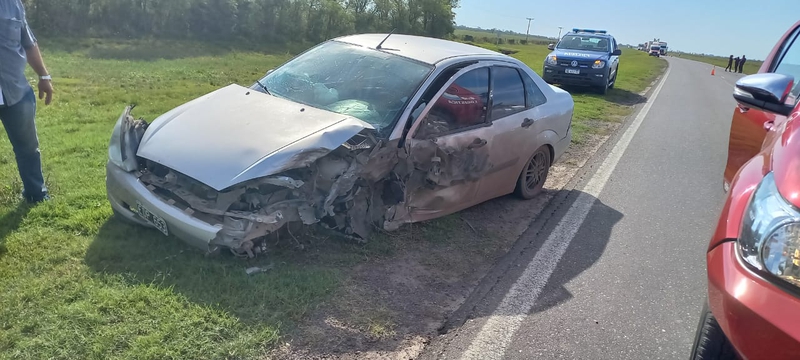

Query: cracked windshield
<box><xmin>258</xmin><ymin>41</ymin><xmax>432</xmax><ymax>134</ymax></box>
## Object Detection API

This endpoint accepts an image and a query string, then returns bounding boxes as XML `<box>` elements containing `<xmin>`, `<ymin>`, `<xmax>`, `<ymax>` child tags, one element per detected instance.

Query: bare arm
<box><xmin>26</xmin><ymin>44</ymin><xmax>53</xmax><ymax>105</ymax></box>
<box><xmin>26</xmin><ymin>44</ymin><xmax>49</xmax><ymax>77</ymax></box>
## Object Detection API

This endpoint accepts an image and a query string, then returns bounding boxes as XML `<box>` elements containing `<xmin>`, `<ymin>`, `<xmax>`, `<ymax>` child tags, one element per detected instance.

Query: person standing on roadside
<box><xmin>0</xmin><ymin>0</ymin><xmax>54</xmax><ymax>204</ymax></box>
<box><xmin>739</xmin><ymin>55</ymin><xmax>747</xmax><ymax>73</ymax></box>
<box><xmin>734</xmin><ymin>56</ymin><xmax>741</xmax><ymax>74</ymax></box>
<box><xmin>725</xmin><ymin>55</ymin><xmax>734</xmax><ymax>72</ymax></box>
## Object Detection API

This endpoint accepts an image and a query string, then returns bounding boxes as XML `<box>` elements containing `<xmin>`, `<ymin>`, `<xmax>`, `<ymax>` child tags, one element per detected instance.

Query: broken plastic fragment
<box><xmin>259</xmin><ymin>176</ymin><xmax>305</xmax><ymax>189</ymax></box>
<box><xmin>245</xmin><ymin>264</ymin><xmax>274</xmax><ymax>275</ymax></box>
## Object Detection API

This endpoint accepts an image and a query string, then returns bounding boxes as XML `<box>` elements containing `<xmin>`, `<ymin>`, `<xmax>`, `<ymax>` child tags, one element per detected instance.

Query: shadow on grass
<box><xmin>0</xmin><ymin>203</ymin><xmax>31</xmax><ymax>258</ymax></box>
<box><xmin>82</xmin><ymin>211</ymin><xmax>472</xmax><ymax>356</ymax></box>
<box><xmin>561</xmin><ymin>85</ymin><xmax>648</xmax><ymax>106</ymax></box>
<box><xmin>83</xmin><ymin>218</ymin><xmax>395</xmax><ymax>330</ymax></box>
<box><xmin>43</xmin><ymin>37</ymin><xmax>307</xmax><ymax>61</ymax></box>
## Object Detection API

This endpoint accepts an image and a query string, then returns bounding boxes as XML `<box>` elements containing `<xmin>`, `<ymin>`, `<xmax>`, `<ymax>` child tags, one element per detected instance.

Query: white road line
<box><xmin>459</xmin><ymin>65</ymin><xmax>673</xmax><ymax>360</ymax></box>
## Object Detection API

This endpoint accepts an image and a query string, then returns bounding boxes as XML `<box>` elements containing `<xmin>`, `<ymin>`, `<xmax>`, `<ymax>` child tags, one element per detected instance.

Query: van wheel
<box><xmin>690</xmin><ymin>302</ymin><xmax>737</xmax><ymax>360</ymax></box>
<box><xmin>597</xmin><ymin>82</ymin><xmax>608</xmax><ymax>95</ymax></box>
<box><xmin>515</xmin><ymin>146</ymin><xmax>551</xmax><ymax>199</ymax></box>
<box><xmin>608</xmin><ymin>70</ymin><xmax>617</xmax><ymax>89</ymax></box>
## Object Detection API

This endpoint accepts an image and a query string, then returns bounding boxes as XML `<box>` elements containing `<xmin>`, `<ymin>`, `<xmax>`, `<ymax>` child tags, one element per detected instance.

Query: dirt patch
<box><xmin>268</xmin><ymin>122</ymin><xmax>626</xmax><ymax>360</ymax></box>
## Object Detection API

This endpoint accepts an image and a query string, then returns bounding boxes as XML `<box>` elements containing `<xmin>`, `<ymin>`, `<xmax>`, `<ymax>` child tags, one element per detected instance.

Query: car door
<box><xmin>610</xmin><ymin>38</ymin><xmax>620</xmax><ymax>78</ymax></box>
<box><xmin>401</xmin><ymin>64</ymin><xmax>495</xmax><ymax>222</ymax></box>
<box><xmin>477</xmin><ymin>64</ymin><xmax>548</xmax><ymax>200</ymax></box>
<box><xmin>725</xmin><ymin>23</ymin><xmax>800</xmax><ymax>186</ymax></box>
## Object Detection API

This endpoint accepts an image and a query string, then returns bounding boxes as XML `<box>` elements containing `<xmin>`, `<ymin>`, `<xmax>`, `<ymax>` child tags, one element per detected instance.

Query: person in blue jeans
<box><xmin>0</xmin><ymin>0</ymin><xmax>54</xmax><ymax>203</ymax></box>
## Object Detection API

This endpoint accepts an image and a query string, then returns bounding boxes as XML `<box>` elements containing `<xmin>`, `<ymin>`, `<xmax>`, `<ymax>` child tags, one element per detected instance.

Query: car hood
<box><xmin>553</xmin><ymin>49</ymin><xmax>608</xmax><ymax>61</ymax></box>
<box><xmin>136</xmin><ymin>84</ymin><xmax>374</xmax><ymax>191</ymax></box>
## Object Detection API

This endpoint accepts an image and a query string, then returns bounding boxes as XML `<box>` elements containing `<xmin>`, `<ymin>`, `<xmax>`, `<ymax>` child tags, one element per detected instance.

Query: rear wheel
<box><xmin>515</xmin><ymin>146</ymin><xmax>551</xmax><ymax>199</ymax></box>
<box><xmin>690</xmin><ymin>301</ymin><xmax>737</xmax><ymax>360</ymax></box>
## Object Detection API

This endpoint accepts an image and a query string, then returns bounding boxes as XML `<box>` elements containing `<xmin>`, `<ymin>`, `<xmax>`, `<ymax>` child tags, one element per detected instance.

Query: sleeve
<box><xmin>20</xmin><ymin>4</ymin><xmax>37</xmax><ymax>49</ymax></box>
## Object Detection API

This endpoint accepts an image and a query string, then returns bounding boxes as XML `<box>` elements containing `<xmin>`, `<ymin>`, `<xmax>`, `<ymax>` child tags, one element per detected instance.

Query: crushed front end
<box><xmin>106</xmin><ymin>103</ymin><xmax>495</xmax><ymax>258</ymax></box>
<box><xmin>106</xmin><ymin>106</ymin><xmax>408</xmax><ymax>256</ymax></box>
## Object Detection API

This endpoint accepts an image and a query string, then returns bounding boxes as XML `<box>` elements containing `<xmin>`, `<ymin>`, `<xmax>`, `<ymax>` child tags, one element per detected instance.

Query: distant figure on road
<box><xmin>725</xmin><ymin>55</ymin><xmax>734</xmax><ymax>72</ymax></box>
<box><xmin>734</xmin><ymin>56</ymin><xmax>741</xmax><ymax>73</ymax></box>
<box><xmin>739</xmin><ymin>55</ymin><xmax>747</xmax><ymax>73</ymax></box>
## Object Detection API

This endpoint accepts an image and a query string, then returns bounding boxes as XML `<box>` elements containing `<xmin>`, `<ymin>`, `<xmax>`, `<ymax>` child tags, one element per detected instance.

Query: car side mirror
<box><xmin>266</xmin><ymin>69</ymin><xmax>274</xmax><ymax>76</ymax></box>
<box><xmin>612</xmin><ymin>49</ymin><xmax>622</xmax><ymax>56</ymax></box>
<box><xmin>547</xmin><ymin>44</ymin><xmax>555</xmax><ymax>50</ymax></box>
<box><xmin>733</xmin><ymin>73</ymin><xmax>796</xmax><ymax>117</ymax></box>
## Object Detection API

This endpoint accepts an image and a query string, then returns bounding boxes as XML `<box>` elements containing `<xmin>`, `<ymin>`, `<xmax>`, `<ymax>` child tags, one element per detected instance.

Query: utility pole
<box><xmin>557</xmin><ymin>26</ymin><xmax>563</xmax><ymax>39</ymax></box>
<box><xmin>525</xmin><ymin>18</ymin><xmax>534</xmax><ymax>41</ymax></box>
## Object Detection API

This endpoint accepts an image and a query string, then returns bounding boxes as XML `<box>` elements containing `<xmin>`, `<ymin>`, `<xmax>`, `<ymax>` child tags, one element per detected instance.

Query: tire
<box><xmin>515</xmin><ymin>146</ymin><xmax>551</xmax><ymax>200</ymax></box>
<box><xmin>597</xmin><ymin>80</ymin><xmax>608</xmax><ymax>95</ymax></box>
<box><xmin>690</xmin><ymin>301</ymin><xmax>737</xmax><ymax>360</ymax></box>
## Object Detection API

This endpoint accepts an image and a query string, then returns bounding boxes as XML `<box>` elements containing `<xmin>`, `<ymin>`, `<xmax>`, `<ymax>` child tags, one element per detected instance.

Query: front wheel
<box><xmin>608</xmin><ymin>69</ymin><xmax>617</xmax><ymax>89</ymax></box>
<box><xmin>597</xmin><ymin>80</ymin><xmax>609</xmax><ymax>95</ymax></box>
<box><xmin>690</xmin><ymin>301</ymin><xmax>737</xmax><ymax>360</ymax></box>
<box><xmin>515</xmin><ymin>146</ymin><xmax>551</xmax><ymax>199</ymax></box>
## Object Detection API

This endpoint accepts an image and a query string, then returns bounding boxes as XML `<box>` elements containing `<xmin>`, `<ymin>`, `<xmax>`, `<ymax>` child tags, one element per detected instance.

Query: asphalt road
<box><xmin>418</xmin><ymin>57</ymin><xmax>747</xmax><ymax>360</ymax></box>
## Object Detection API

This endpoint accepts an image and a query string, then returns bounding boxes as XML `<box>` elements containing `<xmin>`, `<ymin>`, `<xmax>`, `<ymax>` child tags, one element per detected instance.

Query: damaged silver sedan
<box><xmin>105</xmin><ymin>33</ymin><xmax>574</xmax><ymax>257</ymax></box>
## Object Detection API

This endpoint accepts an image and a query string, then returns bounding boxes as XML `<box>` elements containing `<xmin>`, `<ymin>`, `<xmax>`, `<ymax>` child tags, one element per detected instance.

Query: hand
<box><xmin>38</xmin><ymin>79</ymin><xmax>53</xmax><ymax>105</ymax></box>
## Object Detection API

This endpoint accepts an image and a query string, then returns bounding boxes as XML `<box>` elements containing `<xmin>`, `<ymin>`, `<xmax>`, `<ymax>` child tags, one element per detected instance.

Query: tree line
<box><xmin>21</xmin><ymin>0</ymin><xmax>460</xmax><ymax>44</ymax></box>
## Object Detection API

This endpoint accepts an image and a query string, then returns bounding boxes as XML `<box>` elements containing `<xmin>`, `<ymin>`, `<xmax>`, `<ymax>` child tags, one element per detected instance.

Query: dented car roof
<box><xmin>333</xmin><ymin>33</ymin><xmax>504</xmax><ymax>65</ymax></box>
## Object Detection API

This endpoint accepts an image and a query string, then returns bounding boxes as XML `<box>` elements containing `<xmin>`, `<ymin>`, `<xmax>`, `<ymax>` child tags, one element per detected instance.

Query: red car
<box><xmin>691</xmin><ymin>21</ymin><xmax>800</xmax><ymax>360</ymax></box>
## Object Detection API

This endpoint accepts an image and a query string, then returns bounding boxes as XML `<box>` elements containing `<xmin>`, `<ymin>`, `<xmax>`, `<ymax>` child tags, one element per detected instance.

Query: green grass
<box><xmin>672</xmin><ymin>51</ymin><xmax>762</xmax><ymax>74</ymax></box>
<box><xmin>0</xmin><ymin>38</ymin><xmax>665</xmax><ymax>359</ymax></box>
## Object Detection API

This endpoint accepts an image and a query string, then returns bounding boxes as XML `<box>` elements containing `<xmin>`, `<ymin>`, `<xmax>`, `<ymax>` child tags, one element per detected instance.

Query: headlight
<box><xmin>108</xmin><ymin>106</ymin><xmax>142</xmax><ymax>172</ymax></box>
<box><xmin>545</xmin><ymin>55</ymin><xmax>557</xmax><ymax>66</ymax></box>
<box><xmin>592</xmin><ymin>60</ymin><xmax>606</xmax><ymax>69</ymax></box>
<box><xmin>739</xmin><ymin>172</ymin><xmax>800</xmax><ymax>287</ymax></box>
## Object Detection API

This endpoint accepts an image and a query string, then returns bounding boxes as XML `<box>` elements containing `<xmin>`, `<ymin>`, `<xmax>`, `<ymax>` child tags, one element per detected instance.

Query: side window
<box><xmin>415</xmin><ymin>67</ymin><xmax>489</xmax><ymax>139</ymax></box>
<box><xmin>520</xmin><ymin>71</ymin><xmax>547</xmax><ymax>108</ymax></box>
<box><xmin>773</xmin><ymin>29</ymin><xmax>800</xmax><ymax>100</ymax></box>
<box><xmin>491</xmin><ymin>66</ymin><xmax>526</xmax><ymax>121</ymax></box>
<box><xmin>770</xmin><ymin>26</ymin><xmax>800</xmax><ymax>72</ymax></box>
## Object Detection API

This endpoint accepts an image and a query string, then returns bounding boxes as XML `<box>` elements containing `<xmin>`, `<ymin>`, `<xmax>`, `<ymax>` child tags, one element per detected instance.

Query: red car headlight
<box><xmin>739</xmin><ymin>172</ymin><xmax>800</xmax><ymax>287</ymax></box>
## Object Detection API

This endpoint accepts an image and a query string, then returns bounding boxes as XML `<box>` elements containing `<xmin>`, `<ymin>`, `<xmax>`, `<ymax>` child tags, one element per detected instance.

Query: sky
<box><xmin>454</xmin><ymin>0</ymin><xmax>797</xmax><ymax>60</ymax></box>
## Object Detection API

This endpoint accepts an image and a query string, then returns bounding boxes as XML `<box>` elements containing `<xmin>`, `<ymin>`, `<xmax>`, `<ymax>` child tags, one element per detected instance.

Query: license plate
<box><xmin>565</xmin><ymin>69</ymin><xmax>580</xmax><ymax>74</ymax></box>
<box><xmin>136</xmin><ymin>201</ymin><xmax>169</xmax><ymax>236</ymax></box>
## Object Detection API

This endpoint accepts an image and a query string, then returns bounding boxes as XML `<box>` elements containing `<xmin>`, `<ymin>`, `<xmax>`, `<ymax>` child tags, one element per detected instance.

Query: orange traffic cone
<box><xmin>711</xmin><ymin>66</ymin><xmax>716</xmax><ymax>76</ymax></box>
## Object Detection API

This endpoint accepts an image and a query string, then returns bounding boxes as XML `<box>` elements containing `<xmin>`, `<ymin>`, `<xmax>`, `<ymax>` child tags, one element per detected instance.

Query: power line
<box><xmin>525</xmin><ymin>18</ymin><xmax>534</xmax><ymax>41</ymax></box>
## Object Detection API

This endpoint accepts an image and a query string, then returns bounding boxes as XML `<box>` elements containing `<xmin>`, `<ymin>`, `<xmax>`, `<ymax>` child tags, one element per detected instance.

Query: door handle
<box><xmin>521</xmin><ymin>118</ymin><xmax>534</xmax><ymax>128</ymax></box>
<box><xmin>468</xmin><ymin>138</ymin><xmax>488</xmax><ymax>149</ymax></box>
<box><xmin>737</xmin><ymin>104</ymin><xmax>749</xmax><ymax>114</ymax></box>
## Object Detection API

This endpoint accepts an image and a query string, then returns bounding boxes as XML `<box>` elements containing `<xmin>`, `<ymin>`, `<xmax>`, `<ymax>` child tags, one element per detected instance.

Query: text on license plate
<box><xmin>136</xmin><ymin>201</ymin><xmax>169</xmax><ymax>236</ymax></box>
<box><xmin>565</xmin><ymin>69</ymin><xmax>580</xmax><ymax>74</ymax></box>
